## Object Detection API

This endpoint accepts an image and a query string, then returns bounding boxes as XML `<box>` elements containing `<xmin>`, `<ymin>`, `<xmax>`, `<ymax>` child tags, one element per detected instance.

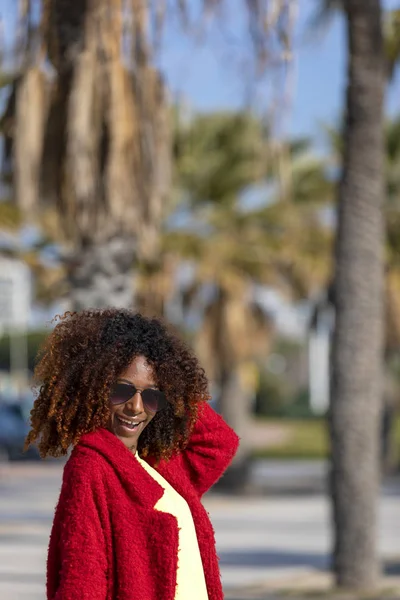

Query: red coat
<box><xmin>47</xmin><ymin>403</ymin><xmax>239</xmax><ymax>600</ymax></box>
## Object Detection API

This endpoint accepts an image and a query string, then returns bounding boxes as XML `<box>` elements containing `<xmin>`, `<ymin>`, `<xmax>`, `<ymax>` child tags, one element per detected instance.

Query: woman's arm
<box><xmin>163</xmin><ymin>402</ymin><xmax>240</xmax><ymax>497</ymax></box>
<box><xmin>47</xmin><ymin>458</ymin><xmax>108</xmax><ymax>600</ymax></box>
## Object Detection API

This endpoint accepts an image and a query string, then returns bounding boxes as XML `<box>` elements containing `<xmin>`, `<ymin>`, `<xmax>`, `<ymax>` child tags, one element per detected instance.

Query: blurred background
<box><xmin>1</xmin><ymin>1</ymin><xmax>400</xmax><ymax>599</ymax></box>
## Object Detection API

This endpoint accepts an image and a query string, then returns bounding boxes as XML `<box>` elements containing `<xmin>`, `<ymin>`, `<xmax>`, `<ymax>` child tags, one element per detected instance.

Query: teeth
<box><xmin>117</xmin><ymin>416</ymin><xmax>139</xmax><ymax>428</ymax></box>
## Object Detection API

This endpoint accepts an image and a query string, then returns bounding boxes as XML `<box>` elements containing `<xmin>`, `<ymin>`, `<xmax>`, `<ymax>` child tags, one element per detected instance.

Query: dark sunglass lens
<box><xmin>141</xmin><ymin>389</ymin><xmax>167</xmax><ymax>413</ymax></box>
<box><xmin>110</xmin><ymin>383</ymin><xmax>136</xmax><ymax>405</ymax></box>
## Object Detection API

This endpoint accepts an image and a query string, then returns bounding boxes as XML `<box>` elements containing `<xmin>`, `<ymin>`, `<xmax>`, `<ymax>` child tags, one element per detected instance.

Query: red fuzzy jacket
<box><xmin>47</xmin><ymin>403</ymin><xmax>239</xmax><ymax>600</ymax></box>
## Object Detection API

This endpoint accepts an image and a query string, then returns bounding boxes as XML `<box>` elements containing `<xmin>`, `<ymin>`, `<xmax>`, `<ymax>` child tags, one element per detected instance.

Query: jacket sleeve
<box><xmin>169</xmin><ymin>402</ymin><xmax>240</xmax><ymax>497</ymax></box>
<box><xmin>47</xmin><ymin>458</ymin><xmax>108</xmax><ymax>600</ymax></box>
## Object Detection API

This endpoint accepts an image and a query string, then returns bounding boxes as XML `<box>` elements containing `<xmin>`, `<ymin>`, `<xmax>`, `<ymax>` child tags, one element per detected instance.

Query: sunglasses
<box><xmin>110</xmin><ymin>382</ymin><xmax>167</xmax><ymax>413</ymax></box>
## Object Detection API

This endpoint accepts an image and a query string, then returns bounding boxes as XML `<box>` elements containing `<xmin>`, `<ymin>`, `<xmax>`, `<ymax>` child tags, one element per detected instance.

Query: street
<box><xmin>0</xmin><ymin>461</ymin><xmax>399</xmax><ymax>600</ymax></box>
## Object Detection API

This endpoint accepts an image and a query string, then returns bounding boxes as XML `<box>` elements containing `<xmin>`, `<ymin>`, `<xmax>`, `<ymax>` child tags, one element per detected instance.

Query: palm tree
<box><xmin>329</xmin><ymin>0</ymin><xmax>385</xmax><ymax>589</ymax></box>
<box><xmin>2</xmin><ymin>1</ymin><xmax>171</xmax><ymax>310</ymax></box>
<box><xmin>1</xmin><ymin>1</ymin><xmax>294</xmax><ymax>311</ymax></box>
<box><xmin>168</xmin><ymin>111</ymin><xmax>332</xmax><ymax>489</ymax></box>
<box><xmin>168</xmin><ymin>111</ymin><xmax>274</xmax><ymax>490</ymax></box>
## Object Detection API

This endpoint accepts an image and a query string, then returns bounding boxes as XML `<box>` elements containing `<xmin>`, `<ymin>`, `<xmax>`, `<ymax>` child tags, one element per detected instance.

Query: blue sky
<box><xmin>158</xmin><ymin>0</ymin><xmax>400</xmax><ymax>146</ymax></box>
<box><xmin>2</xmin><ymin>0</ymin><xmax>400</xmax><ymax>146</ymax></box>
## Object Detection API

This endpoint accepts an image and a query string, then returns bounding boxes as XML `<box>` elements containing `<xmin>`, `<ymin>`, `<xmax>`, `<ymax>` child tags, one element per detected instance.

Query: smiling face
<box><xmin>107</xmin><ymin>355</ymin><xmax>158</xmax><ymax>453</ymax></box>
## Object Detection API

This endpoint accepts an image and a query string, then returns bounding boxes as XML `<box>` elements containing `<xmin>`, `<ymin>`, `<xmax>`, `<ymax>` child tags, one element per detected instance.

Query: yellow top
<box><xmin>136</xmin><ymin>454</ymin><xmax>209</xmax><ymax>600</ymax></box>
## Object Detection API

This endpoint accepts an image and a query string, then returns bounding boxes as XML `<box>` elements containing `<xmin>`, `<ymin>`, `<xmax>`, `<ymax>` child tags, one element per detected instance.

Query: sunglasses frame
<box><xmin>109</xmin><ymin>381</ymin><xmax>167</xmax><ymax>413</ymax></box>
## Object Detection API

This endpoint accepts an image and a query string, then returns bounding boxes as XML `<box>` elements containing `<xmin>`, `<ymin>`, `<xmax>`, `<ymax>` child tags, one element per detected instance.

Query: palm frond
<box><xmin>306</xmin><ymin>0</ymin><xmax>343</xmax><ymax>34</ymax></box>
<box><xmin>175</xmin><ymin>111</ymin><xmax>269</xmax><ymax>206</ymax></box>
<box><xmin>14</xmin><ymin>67</ymin><xmax>47</xmax><ymax>214</ymax></box>
<box><xmin>2</xmin><ymin>0</ymin><xmax>295</xmax><ymax>256</ymax></box>
<box><xmin>385</xmin><ymin>9</ymin><xmax>400</xmax><ymax>80</ymax></box>
<box><xmin>0</xmin><ymin>200</ymin><xmax>21</xmax><ymax>230</ymax></box>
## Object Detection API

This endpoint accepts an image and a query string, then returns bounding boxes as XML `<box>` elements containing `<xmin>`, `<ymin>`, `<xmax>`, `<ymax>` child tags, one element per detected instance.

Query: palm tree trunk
<box><xmin>65</xmin><ymin>237</ymin><xmax>135</xmax><ymax>311</ymax></box>
<box><xmin>329</xmin><ymin>0</ymin><xmax>385</xmax><ymax>589</ymax></box>
<box><xmin>208</xmin><ymin>287</ymin><xmax>252</xmax><ymax>492</ymax></box>
<box><xmin>217</xmin><ymin>366</ymin><xmax>252</xmax><ymax>492</ymax></box>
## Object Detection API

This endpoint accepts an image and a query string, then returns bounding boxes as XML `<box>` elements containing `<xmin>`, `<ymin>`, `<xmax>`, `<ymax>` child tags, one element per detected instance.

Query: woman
<box><xmin>26</xmin><ymin>308</ymin><xmax>239</xmax><ymax>600</ymax></box>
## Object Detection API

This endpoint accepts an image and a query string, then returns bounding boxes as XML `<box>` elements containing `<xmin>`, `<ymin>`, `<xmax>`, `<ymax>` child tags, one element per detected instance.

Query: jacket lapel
<box><xmin>78</xmin><ymin>428</ymin><xmax>164</xmax><ymax>509</ymax></box>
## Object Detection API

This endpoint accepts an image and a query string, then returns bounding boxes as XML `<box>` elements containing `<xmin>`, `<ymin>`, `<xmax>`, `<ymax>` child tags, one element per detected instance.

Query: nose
<box><xmin>125</xmin><ymin>391</ymin><xmax>145</xmax><ymax>415</ymax></box>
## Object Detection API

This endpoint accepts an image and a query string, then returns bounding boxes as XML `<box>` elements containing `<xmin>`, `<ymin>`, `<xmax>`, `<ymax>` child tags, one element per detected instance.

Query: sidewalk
<box><xmin>250</xmin><ymin>460</ymin><xmax>400</xmax><ymax>496</ymax></box>
<box><xmin>224</xmin><ymin>571</ymin><xmax>400</xmax><ymax>599</ymax></box>
<box><xmin>1</xmin><ymin>461</ymin><xmax>400</xmax><ymax>600</ymax></box>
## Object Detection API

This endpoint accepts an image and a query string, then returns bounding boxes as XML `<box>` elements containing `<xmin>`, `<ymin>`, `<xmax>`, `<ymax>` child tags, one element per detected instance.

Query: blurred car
<box><xmin>0</xmin><ymin>398</ymin><xmax>39</xmax><ymax>461</ymax></box>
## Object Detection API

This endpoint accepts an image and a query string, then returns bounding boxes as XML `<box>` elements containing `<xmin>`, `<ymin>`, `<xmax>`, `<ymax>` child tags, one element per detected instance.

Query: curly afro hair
<box><xmin>25</xmin><ymin>309</ymin><xmax>210</xmax><ymax>460</ymax></box>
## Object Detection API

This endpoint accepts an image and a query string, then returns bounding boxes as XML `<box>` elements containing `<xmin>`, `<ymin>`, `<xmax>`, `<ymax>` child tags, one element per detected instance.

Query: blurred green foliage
<box><xmin>253</xmin><ymin>415</ymin><xmax>400</xmax><ymax>463</ymax></box>
<box><xmin>252</xmin><ymin>418</ymin><xmax>330</xmax><ymax>460</ymax></box>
